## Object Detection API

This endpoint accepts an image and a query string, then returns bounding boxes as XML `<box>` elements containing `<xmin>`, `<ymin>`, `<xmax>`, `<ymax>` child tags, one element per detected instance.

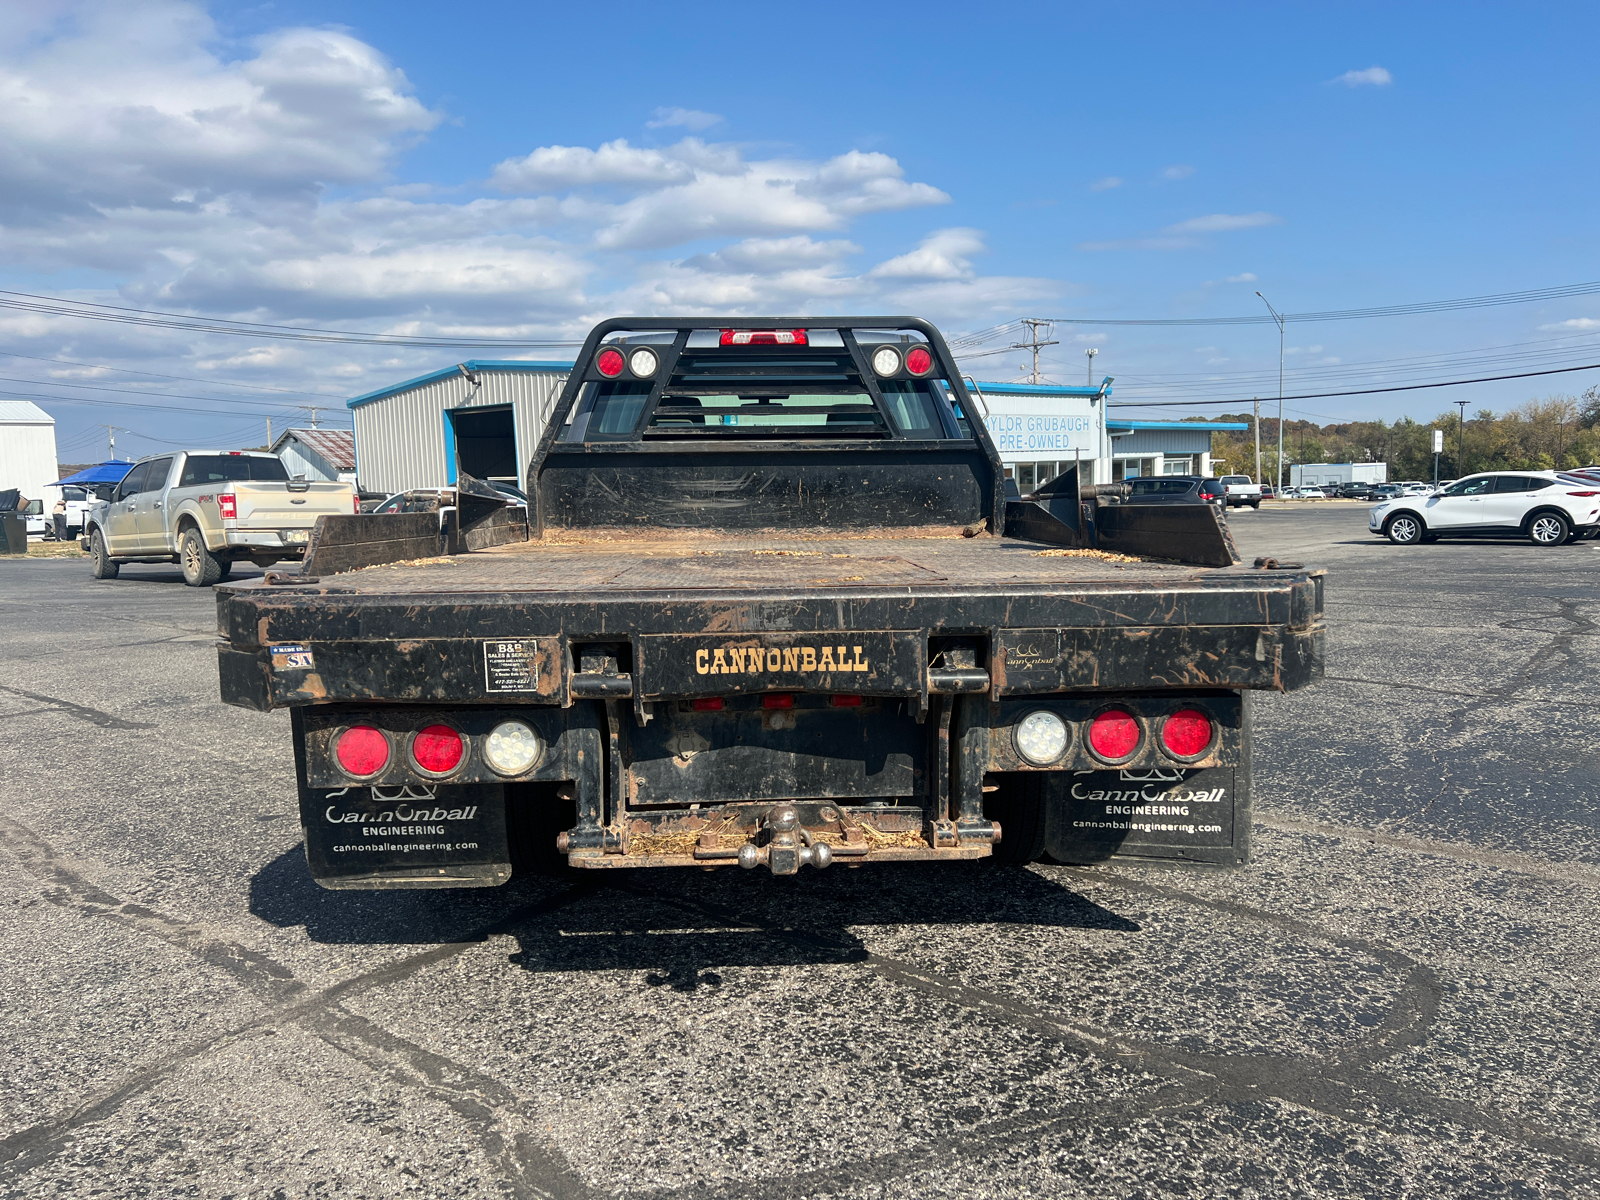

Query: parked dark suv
<box><xmin>1122</xmin><ymin>476</ymin><xmax>1227</xmax><ymax>507</ymax></box>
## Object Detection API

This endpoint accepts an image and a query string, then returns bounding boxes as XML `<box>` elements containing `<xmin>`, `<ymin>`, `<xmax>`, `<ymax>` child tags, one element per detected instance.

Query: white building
<box><xmin>972</xmin><ymin>380</ymin><xmax>1112</xmax><ymax>487</ymax></box>
<box><xmin>1290</xmin><ymin>462</ymin><xmax>1388</xmax><ymax>488</ymax></box>
<box><xmin>0</xmin><ymin>401</ymin><xmax>59</xmax><ymax>502</ymax></box>
<box><xmin>348</xmin><ymin>360</ymin><xmax>571</xmax><ymax>495</ymax></box>
<box><xmin>971</xmin><ymin>380</ymin><xmax>1247</xmax><ymax>487</ymax></box>
<box><xmin>270</xmin><ymin>428</ymin><xmax>358</xmax><ymax>484</ymax></box>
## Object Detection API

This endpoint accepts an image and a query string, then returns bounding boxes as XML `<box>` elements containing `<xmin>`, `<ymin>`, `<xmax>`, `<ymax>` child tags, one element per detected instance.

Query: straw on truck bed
<box><xmin>215</xmin><ymin>317</ymin><xmax>1323</xmax><ymax>889</ymax></box>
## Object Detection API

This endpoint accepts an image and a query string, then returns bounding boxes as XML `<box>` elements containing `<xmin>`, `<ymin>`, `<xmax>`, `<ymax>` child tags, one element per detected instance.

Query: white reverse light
<box><xmin>484</xmin><ymin>721</ymin><xmax>543</xmax><ymax>775</ymax></box>
<box><xmin>1014</xmin><ymin>710</ymin><xmax>1069</xmax><ymax>765</ymax></box>
<box><xmin>629</xmin><ymin>348</ymin><xmax>659</xmax><ymax>378</ymax></box>
<box><xmin>871</xmin><ymin>346</ymin><xmax>902</xmax><ymax>377</ymax></box>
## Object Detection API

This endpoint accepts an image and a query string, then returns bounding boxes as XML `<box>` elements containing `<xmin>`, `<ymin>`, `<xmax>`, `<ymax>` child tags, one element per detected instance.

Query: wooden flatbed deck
<box><xmin>243</xmin><ymin>532</ymin><xmax>1240</xmax><ymax>598</ymax></box>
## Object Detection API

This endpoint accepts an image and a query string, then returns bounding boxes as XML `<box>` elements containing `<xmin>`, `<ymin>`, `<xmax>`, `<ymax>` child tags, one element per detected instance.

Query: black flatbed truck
<box><xmin>215</xmin><ymin>318</ymin><xmax>1323</xmax><ymax>888</ymax></box>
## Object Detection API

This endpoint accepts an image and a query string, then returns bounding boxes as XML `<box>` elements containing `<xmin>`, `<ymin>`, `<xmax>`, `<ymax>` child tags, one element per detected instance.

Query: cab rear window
<box><xmin>179</xmin><ymin>456</ymin><xmax>289</xmax><ymax>486</ymax></box>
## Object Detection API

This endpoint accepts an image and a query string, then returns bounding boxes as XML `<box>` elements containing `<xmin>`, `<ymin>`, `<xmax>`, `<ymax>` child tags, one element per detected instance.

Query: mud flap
<box><xmin>1042</xmin><ymin>766</ymin><xmax>1249</xmax><ymax>868</ymax></box>
<box><xmin>298</xmin><ymin>783</ymin><xmax>513</xmax><ymax>889</ymax></box>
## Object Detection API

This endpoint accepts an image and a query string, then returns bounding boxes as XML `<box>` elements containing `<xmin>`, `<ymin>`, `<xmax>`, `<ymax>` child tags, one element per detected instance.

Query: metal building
<box><xmin>270</xmin><ymin>428</ymin><xmax>357</xmax><ymax>483</ymax></box>
<box><xmin>0</xmin><ymin>400</ymin><xmax>59</xmax><ymax>501</ymax></box>
<box><xmin>347</xmin><ymin>360</ymin><xmax>572</xmax><ymax>495</ymax></box>
<box><xmin>1105</xmin><ymin>419</ymin><xmax>1249</xmax><ymax>479</ymax></box>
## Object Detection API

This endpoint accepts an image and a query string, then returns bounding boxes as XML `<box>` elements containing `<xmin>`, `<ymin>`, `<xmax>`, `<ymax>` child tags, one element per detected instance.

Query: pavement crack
<box><xmin>0</xmin><ymin>685</ymin><xmax>154</xmax><ymax>730</ymax></box>
<box><xmin>0</xmin><ymin>813</ymin><xmax>600</xmax><ymax>1195</ymax></box>
<box><xmin>623</xmin><ymin>879</ymin><xmax>1599</xmax><ymax>1178</ymax></box>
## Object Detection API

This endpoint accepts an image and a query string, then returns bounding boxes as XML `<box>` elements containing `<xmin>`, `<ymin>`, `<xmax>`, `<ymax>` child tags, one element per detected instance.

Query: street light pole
<box><xmin>1455</xmin><ymin>400</ymin><xmax>1469</xmax><ymax>476</ymax></box>
<box><xmin>1256</xmin><ymin>292</ymin><xmax>1286</xmax><ymax>492</ymax></box>
<box><xmin>1085</xmin><ymin>347</ymin><xmax>1098</xmax><ymax>386</ymax></box>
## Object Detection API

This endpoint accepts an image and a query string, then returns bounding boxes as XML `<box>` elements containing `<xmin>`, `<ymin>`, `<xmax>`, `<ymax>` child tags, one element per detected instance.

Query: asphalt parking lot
<box><xmin>1</xmin><ymin>506</ymin><xmax>1597</xmax><ymax>1199</ymax></box>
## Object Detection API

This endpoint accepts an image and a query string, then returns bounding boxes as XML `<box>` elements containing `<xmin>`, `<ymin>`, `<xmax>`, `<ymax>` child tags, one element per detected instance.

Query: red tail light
<box><xmin>1161</xmin><ymin>708</ymin><xmax>1213</xmax><ymax>758</ymax></box>
<box><xmin>763</xmin><ymin>693</ymin><xmax>795</xmax><ymax>709</ymax></box>
<box><xmin>412</xmin><ymin>724</ymin><xmax>464</xmax><ymax>774</ymax></box>
<box><xmin>904</xmin><ymin>346</ymin><xmax>934</xmax><ymax>376</ymax></box>
<box><xmin>720</xmin><ymin>329</ymin><xmax>808</xmax><ymax>346</ymax></box>
<box><xmin>692</xmin><ymin>697</ymin><xmax>724</xmax><ymax>711</ymax></box>
<box><xmin>352</xmin><ymin>492</ymin><xmax>360</xmax><ymax>513</ymax></box>
<box><xmin>219</xmin><ymin>492</ymin><xmax>237</xmax><ymax>520</ymax></box>
<box><xmin>335</xmin><ymin>725</ymin><xmax>389</xmax><ymax>778</ymax></box>
<box><xmin>595</xmin><ymin>347</ymin><xmax>625</xmax><ymax>377</ymax></box>
<box><xmin>1567</xmin><ymin>491</ymin><xmax>1600</xmax><ymax>497</ymax></box>
<box><xmin>830</xmin><ymin>694</ymin><xmax>863</xmax><ymax>707</ymax></box>
<box><xmin>1088</xmin><ymin>710</ymin><xmax>1140</xmax><ymax>760</ymax></box>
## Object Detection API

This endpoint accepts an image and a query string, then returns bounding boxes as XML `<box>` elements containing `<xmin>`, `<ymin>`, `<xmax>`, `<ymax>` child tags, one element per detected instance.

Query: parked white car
<box><xmin>1370</xmin><ymin>471</ymin><xmax>1600</xmax><ymax>546</ymax></box>
<box><xmin>1296</xmin><ymin>487</ymin><xmax>1326</xmax><ymax>499</ymax></box>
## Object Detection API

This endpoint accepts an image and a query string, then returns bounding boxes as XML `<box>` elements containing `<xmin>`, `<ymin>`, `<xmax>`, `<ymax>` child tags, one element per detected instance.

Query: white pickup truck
<box><xmin>1219</xmin><ymin>474</ymin><xmax>1264</xmax><ymax>509</ymax></box>
<box><xmin>84</xmin><ymin>450</ymin><xmax>357</xmax><ymax>585</ymax></box>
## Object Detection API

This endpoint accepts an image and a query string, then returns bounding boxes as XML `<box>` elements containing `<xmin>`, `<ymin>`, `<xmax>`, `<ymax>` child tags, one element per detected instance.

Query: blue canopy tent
<box><xmin>54</xmin><ymin>461</ymin><xmax>134</xmax><ymax>487</ymax></box>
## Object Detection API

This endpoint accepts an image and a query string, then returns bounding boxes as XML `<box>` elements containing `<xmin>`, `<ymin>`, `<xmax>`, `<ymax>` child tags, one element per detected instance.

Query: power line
<box><xmin>1106</xmin><ymin>360</ymin><xmax>1600</xmax><ymax>407</ymax></box>
<box><xmin>0</xmin><ymin>289</ymin><xmax>583</xmax><ymax>348</ymax></box>
<box><xmin>0</xmin><ymin>388</ymin><xmax>351</xmax><ymax>424</ymax></box>
<box><xmin>0</xmin><ymin>350</ymin><xmax>346</xmax><ymax>399</ymax></box>
<box><xmin>1044</xmin><ymin>279</ymin><xmax>1600</xmax><ymax>327</ymax></box>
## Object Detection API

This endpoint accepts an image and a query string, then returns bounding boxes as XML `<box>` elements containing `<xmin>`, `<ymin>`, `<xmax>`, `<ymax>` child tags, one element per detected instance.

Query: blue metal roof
<box><xmin>347</xmin><ymin>359</ymin><xmax>574</xmax><ymax>409</ymax></box>
<box><xmin>970</xmin><ymin>378</ymin><xmax>1112</xmax><ymax>398</ymax></box>
<box><xmin>1107</xmin><ymin>419</ymin><xmax>1249</xmax><ymax>432</ymax></box>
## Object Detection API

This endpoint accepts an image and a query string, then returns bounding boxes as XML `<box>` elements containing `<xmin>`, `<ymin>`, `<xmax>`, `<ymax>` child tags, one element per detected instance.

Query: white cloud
<box><xmin>490</xmin><ymin>140</ymin><xmax>699</xmax><ymax>190</ymax></box>
<box><xmin>0</xmin><ymin>1</ymin><xmax>1055</xmax><ymax>444</ymax></box>
<box><xmin>1161</xmin><ymin>165</ymin><xmax>1195</xmax><ymax>181</ymax></box>
<box><xmin>1090</xmin><ymin>176</ymin><xmax>1122</xmax><ymax>192</ymax></box>
<box><xmin>0</xmin><ymin>2</ymin><xmax>438</xmax><ymax>217</ymax></box>
<box><xmin>646</xmin><ymin>106</ymin><xmax>723</xmax><ymax>131</ymax></box>
<box><xmin>1225</xmin><ymin>272</ymin><xmax>1258</xmax><ymax>283</ymax></box>
<box><xmin>1332</xmin><ymin>66</ymin><xmax>1392</xmax><ymax>87</ymax></box>
<box><xmin>1540</xmin><ymin>318</ymin><xmax>1600</xmax><ymax>330</ymax></box>
<box><xmin>1163</xmin><ymin>212</ymin><xmax>1283</xmax><ymax>234</ymax></box>
<box><xmin>869</xmin><ymin>228</ymin><xmax>986</xmax><ymax>280</ymax></box>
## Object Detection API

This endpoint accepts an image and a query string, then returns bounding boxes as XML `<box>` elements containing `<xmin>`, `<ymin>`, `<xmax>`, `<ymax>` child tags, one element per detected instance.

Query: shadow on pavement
<box><xmin>250</xmin><ymin>845</ymin><xmax>1140</xmax><ymax>985</ymax></box>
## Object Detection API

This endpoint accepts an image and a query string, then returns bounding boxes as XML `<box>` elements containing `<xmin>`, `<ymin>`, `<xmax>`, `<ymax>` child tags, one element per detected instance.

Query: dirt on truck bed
<box><xmin>266</xmin><ymin>530</ymin><xmax>1236</xmax><ymax>596</ymax></box>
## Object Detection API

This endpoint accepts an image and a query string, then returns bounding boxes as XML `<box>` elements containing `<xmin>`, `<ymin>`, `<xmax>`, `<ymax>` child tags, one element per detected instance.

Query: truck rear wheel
<box><xmin>983</xmin><ymin>773</ymin><xmax>1048</xmax><ymax>865</ymax></box>
<box><xmin>89</xmin><ymin>529</ymin><xmax>119</xmax><ymax>579</ymax></box>
<box><xmin>179</xmin><ymin>528</ymin><xmax>223</xmax><ymax>587</ymax></box>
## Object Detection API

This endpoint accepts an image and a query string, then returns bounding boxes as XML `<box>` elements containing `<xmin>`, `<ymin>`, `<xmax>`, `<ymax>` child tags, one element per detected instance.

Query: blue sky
<box><xmin>4</xmin><ymin>0</ymin><xmax>1599</xmax><ymax>462</ymax></box>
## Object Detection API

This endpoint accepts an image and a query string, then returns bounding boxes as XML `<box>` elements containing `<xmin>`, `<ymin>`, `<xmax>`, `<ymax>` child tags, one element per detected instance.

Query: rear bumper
<box><xmin>223</xmin><ymin>528</ymin><xmax>313</xmax><ymax>551</ymax></box>
<box><xmin>291</xmin><ymin>690</ymin><xmax>1252</xmax><ymax>887</ymax></box>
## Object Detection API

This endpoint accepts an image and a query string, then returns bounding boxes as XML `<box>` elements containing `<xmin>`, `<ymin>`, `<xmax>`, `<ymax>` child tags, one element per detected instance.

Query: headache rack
<box><xmin>531</xmin><ymin>317</ymin><xmax>1005</xmax><ymax>536</ymax></box>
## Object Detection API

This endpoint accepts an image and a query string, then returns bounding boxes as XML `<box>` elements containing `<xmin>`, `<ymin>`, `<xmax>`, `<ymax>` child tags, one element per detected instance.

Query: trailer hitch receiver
<box><xmin>736</xmin><ymin>805</ymin><xmax>833</xmax><ymax>875</ymax></box>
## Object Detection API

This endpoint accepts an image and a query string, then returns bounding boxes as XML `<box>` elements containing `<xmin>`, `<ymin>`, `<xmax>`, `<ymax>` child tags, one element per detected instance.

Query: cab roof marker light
<box><xmin>720</xmin><ymin>329</ymin><xmax>808</xmax><ymax>346</ymax></box>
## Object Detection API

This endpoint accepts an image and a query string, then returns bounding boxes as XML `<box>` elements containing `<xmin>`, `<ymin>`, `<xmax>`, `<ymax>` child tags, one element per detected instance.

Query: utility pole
<box><xmin>1253</xmin><ymin>398</ymin><xmax>1262</xmax><ymax>484</ymax></box>
<box><xmin>1255</xmin><ymin>292</ymin><xmax>1286</xmax><ymax>493</ymax></box>
<box><xmin>296</xmin><ymin>404</ymin><xmax>322</xmax><ymax>429</ymax></box>
<box><xmin>98</xmin><ymin>424</ymin><xmax>118</xmax><ymax>460</ymax></box>
<box><xmin>1455</xmin><ymin>400</ymin><xmax>1468</xmax><ymax>475</ymax></box>
<box><xmin>266</xmin><ymin>417</ymin><xmax>272</xmax><ymax>449</ymax></box>
<box><xmin>1011</xmin><ymin>319</ymin><xmax>1059</xmax><ymax>385</ymax></box>
<box><xmin>1085</xmin><ymin>347</ymin><xmax>1098</xmax><ymax>386</ymax></box>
